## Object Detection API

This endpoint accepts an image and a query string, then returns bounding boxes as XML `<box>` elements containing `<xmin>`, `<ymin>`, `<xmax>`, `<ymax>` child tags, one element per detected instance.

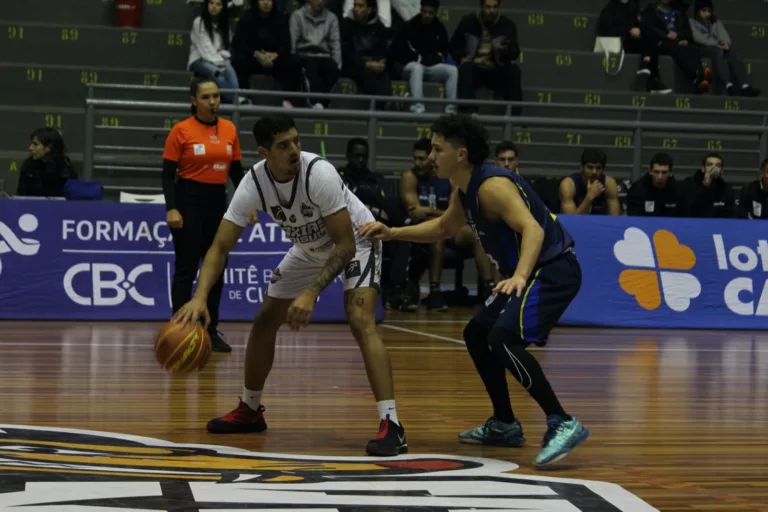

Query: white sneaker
<box><xmin>410</xmin><ymin>103</ymin><xmax>425</xmax><ymax>114</ymax></box>
<box><xmin>312</xmin><ymin>102</ymin><xmax>324</xmax><ymax>109</ymax></box>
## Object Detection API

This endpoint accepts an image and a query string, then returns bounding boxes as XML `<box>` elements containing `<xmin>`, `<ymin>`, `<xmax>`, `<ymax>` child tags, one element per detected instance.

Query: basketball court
<box><xmin>1</xmin><ymin>310</ymin><xmax>766</xmax><ymax>511</ymax></box>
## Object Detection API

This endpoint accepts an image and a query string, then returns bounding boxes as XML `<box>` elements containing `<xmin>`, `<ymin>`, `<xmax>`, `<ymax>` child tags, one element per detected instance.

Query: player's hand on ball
<box><xmin>494</xmin><ymin>276</ymin><xmax>527</xmax><ymax>297</ymax></box>
<box><xmin>286</xmin><ymin>291</ymin><xmax>317</xmax><ymax>331</ymax></box>
<box><xmin>359</xmin><ymin>221</ymin><xmax>392</xmax><ymax>241</ymax></box>
<box><xmin>173</xmin><ymin>297</ymin><xmax>211</xmax><ymax>329</ymax></box>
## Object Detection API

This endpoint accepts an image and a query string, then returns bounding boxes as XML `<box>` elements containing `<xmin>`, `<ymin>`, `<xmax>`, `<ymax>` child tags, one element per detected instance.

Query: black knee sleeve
<box><xmin>463</xmin><ymin>319</ymin><xmax>490</xmax><ymax>349</ymax></box>
<box><xmin>488</xmin><ymin>327</ymin><xmax>533</xmax><ymax>389</ymax></box>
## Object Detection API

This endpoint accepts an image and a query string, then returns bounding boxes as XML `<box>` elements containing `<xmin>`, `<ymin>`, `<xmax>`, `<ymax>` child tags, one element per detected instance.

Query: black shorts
<box><xmin>472</xmin><ymin>250</ymin><xmax>582</xmax><ymax>345</ymax></box>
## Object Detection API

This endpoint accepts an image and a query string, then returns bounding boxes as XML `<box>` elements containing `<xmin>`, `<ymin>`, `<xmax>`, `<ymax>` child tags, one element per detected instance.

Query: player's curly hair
<box><xmin>429</xmin><ymin>114</ymin><xmax>490</xmax><ymax>166</ymax></box>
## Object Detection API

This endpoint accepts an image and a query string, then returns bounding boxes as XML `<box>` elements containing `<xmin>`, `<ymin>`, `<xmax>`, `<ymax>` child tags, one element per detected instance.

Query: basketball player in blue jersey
<box><xmin>360</xmin><ymin>114</ymin><xmax>590</xmax><ymax>467</ymax></box>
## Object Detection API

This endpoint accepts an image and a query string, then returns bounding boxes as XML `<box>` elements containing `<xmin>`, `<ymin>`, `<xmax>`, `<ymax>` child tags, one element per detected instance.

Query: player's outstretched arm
<box><xmin>360</xmin><ymin>188</ymin><xmax>466</xmax><ymax>243</ymax></box>
<box><xmin>479</xmin><ymin>177</ymin><xmax>544</xmax><ymax>283</ymax></box>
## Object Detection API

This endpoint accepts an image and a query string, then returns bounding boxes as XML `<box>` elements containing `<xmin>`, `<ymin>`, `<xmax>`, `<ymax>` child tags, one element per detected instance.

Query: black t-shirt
<box><xmin>684</xmin><ymin>170</ymin><xmax>735</xmax><ymax>218</ymax></box>
<box><xmin>737</xmin><ymin>180</ymin><xmax>768</xmax><ymax>219</ymax></box>
<box><xmin>626</xmin><ymin>174</ymin><xmax>688</xmax><ymax>217</ymax></box>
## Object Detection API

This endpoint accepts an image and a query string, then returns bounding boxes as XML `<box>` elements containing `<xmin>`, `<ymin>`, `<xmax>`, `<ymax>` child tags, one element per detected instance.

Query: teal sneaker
<box><xmin>458</xmin><ymin>417</ymin><xmax>526</xmax><ymax>447</ymax></box>
<box><xmin>533</xmin><ymin>415</ymin><xmax>590</xmax><ymax>467</ymax></box>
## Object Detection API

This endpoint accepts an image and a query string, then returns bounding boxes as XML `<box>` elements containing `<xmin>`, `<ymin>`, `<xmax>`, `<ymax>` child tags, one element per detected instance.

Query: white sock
<box><xmin>377</xmin><ymin>400</ymin><xmax>399</xmax><ymax>425</ymax></box>
<box><xmin>243</xmin><ymin>387</ymin><xmax>263</xmax><ymax>411</ymax></box>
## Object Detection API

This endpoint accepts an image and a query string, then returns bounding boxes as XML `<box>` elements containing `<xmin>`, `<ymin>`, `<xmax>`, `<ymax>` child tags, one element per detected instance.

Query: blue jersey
<box><xmin>569</xmin><ymin>172</ymin><xmax>607</xmax><ymax>215</ymax></box>
<box><xmin>416</xmin><ymin>173</ymin><xmax>452</xmax><ymax>211</ymax></box>
<box><xmin>458</xmin><ymin>164</ymin><xmax>575</xmax><ymax>277</ymax></box>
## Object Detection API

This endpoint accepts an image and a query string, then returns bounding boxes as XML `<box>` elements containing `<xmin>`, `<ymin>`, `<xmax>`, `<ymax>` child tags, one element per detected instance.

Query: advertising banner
<box><xmin>0</xmin><ymin>200</ymin><xmax>380</xmax><ymax>322</ymax></box>
<box><xmin>559</xmin><ymin>215</ymin><xmax>768</xmax><ymax>329</ymax></box>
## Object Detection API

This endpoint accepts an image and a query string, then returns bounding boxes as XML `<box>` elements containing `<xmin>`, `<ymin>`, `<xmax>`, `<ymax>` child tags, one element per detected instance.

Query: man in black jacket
<box><xmin>737</xmin><ymin>158</ymin><xmax>768</xmax><ymax>219</ymax></box>
<box><xmin>231</xmin><ymin>0</ymin><xmax>302</xmax><ymax>105</ymax></box>
<box><xmin>450</xmin><ymin>0</ymin><xmax>522</xmax><ymax>115</ymax></box>
<box><xmin>597</xmin><ymin>0</ymin><xmax>671</xmax><ymax>93</ymax></box>
<box><xmin>685</xmin><ymin>152</ymin><xmax>735</xmax><ymax>217</ymax></box>
<box><xmin>640</xmin><ymin>0</ymin><xmax>710</xmax><ymax>93</ymax></box>
<box><xmin>341</xmin><ymin>0</ymin><xmax>393</xmax><ymax>110</ymax></box>
<box><xmin>626</xmin><ymin>153</ymin><xmax>688</xmax><ymax>217</ymax></box>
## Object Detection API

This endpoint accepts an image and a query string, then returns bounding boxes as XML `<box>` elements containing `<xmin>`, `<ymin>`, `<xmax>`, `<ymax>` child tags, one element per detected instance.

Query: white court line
<box><xmin>379</xmin><ymin>323</ymin><xmax>768</xmax><ymax>353</ymax></box>
<box><xmin>381</xmin><ymin>324</ymin><xmax>463</xmax><ymax>344</ymax></box>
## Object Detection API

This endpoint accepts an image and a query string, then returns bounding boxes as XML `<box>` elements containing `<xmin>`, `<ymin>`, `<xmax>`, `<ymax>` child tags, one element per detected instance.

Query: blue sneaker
<box><xmin>533</xmin><ymin>415</ymin><xmax>590</xmax><ymax>467</ymax></box>
<box><xmin>458</xmin><ymin>417</ymin><xmax>526</xmax><ymax>447</ymax></box>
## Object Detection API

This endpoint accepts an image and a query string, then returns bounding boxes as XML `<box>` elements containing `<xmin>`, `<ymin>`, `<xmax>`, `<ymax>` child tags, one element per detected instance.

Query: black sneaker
<box><xmin>740</xmin><ymin>86</ymin><xmax>761</xmax><ymax>98</ymax></box>
<box><xmin>647</xmin><ymin>78</ymin><xmax>672</xmax><ymax>95</ymax></box>
<box><xmin>208</xmin><ymin>329</ymin><xmax>232</xmax><ymax>353</ymax></box>
<box><xmin>636</xmin><ymin>60</ymin><xmax>651</xmax><ymax>76</ymax></box>
<box><xmin>426</xmin><ymin>292</ymin><xmax>448</xmax><ymax>312</ymax></box>
<box><xmin>397</xmin><ymin>292</ymin><xmax>419</xmax><ymax>312</ymax></box>
<box><xmin>366</xmin><ymin>416</ymin><xmax>407</xmax><ymax>456</ymax></box>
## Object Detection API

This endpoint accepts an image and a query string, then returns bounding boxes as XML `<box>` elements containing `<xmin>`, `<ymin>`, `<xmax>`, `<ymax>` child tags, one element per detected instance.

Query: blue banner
<box><xmin>0</xmin><ymin>200</ymin><xmax>382</xmax><ymax>322</ymax></box>
<box><xmin>558</xmin><ymin>215</ymin><xmax>768</xmax><ymax>330</ymax></box>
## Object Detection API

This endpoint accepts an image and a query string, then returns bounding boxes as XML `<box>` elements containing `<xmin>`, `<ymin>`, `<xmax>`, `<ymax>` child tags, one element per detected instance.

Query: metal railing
<box><xmin>83</xmin><ymin>84</ymin><xmax>768</xmax><ymax>184</ymax></box>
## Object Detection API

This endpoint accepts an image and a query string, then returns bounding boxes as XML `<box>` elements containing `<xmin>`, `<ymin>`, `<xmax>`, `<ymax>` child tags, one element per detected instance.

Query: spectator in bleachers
<box><xmin>494</xmin><ymin>140</ymin><xmax>518</xmax><ymax>173</ymax></box>
<box><xmin>231</xmin><ymin>0</ymin><xmax>303</xmax><ymax>107</ymax></box>
<box><xmin>341</xmin><ymin>0</ymin><xmax>393</xmax><ymax>111</ymax></box>
<box><xmin>290</xmin><ymin>0</ymin><xmax>342</xmax><ymax>108</ymax></box>
<box><xmin>684</xmin><ymin>152</ymin><xmax>735</xmax><ymax>218</ymax></box>
<box><xmin>626</xmin><ymin>152</ymin><xmax>688</xmax><ymax>216</ymax></box>
<box><xmin>188</xmin><ymin>0</ymin><xmax>241</xmax><ymax>104</ymax></box>
<box><xmin>389</xmin><ymin>0</ymin><xmax>457</xmax><ymax>114</ymax></box>
<box><xmin>399</xmin><ymin>138</ymin><xmax>497</xmax><ymax>310</ymax></box>
<box><xmin>597</xmin><ymin>0</ymin><xmax>672</xmax><ymax>94</ymax></box>
<box><xmin>16</xmin><ymin>128</ymin><xmax>77</xmax><ymax>198</ymax></box>
<box><xmin>737</xmin><ymin>158</ymin><xmax>768</xmax><ymax>219</ymax></box>
<box><xmin>559</xmin><ymin>148</ymin><xmax>621</xmax><ymax>216</ymax></box>
<box><xmin>689</xmin><ymin>0</ymin><xmax>760</xmax><ymax>97</ymax></box>
<box><xmin>337</xmin><ymin>138</ymin><xmax>415</xmax><ymax>310</ymax></box>
<box><xmin>640</xmin><ymin>0</ymin><xmax>710</xmax><ymax>94</ymax></box>
<box><xmin>450</xmin><ymin>0</ymin><xmax>522</xmax><ymax>115</ymax></box>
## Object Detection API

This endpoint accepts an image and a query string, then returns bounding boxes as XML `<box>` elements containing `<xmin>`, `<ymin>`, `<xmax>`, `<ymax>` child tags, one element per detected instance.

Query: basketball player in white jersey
<box><xmin>173</xmin><ymin>114</ymin><xmax>406</xmax><ymax>456</ymax></box>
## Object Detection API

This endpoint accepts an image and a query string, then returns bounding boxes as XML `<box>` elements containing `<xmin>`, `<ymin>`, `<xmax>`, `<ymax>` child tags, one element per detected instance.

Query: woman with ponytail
<box><xmin>162</xmin><ymin>79</ymin><xmax>245</xmax><ymax>352</ymax></box>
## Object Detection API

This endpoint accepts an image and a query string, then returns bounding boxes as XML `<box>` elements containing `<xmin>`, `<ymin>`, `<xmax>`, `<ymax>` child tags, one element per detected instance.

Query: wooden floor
<box><xmin>1</xmin><ymin>311</ymin><xmax>767</xmax><ymax>511</ymax></box>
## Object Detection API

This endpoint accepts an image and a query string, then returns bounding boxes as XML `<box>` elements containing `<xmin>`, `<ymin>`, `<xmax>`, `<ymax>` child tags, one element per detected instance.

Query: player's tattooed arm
<box><xmin>306</xmin><ymin>208</ymin><xmax>356</xmax><ymax>296</ymax></box>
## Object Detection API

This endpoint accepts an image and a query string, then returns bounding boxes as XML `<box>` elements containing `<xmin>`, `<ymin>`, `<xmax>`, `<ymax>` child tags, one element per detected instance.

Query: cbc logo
<box><xmin>63</xmin><ymin>263</ymin><xmax>155</xmax><ymax>307</ymax></box>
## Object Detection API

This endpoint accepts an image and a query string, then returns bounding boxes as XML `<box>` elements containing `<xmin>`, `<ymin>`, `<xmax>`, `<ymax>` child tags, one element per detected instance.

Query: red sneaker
<box><xmin>207</xmin><ymin>399</ymin><xmax>267</xmax><ymax>434</ymax></box>
<box><xmin>365</xmin><ymin>415</ymin><xmax>407</xmax><ymax>456</ymax></box>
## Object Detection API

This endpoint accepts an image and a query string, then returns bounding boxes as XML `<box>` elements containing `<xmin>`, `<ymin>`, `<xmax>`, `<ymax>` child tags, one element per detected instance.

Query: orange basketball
<box><xmin>154</xmin><ymin>321</ymin><xmax>211</xmax><ymax>375</ymax></box>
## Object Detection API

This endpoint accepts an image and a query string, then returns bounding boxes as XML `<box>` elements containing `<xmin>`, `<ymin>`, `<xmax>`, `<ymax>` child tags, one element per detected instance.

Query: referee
<box><xmin>162</xmin><ymin>79</ymin><xmax>245</xmax><ymax>352</ymax></box>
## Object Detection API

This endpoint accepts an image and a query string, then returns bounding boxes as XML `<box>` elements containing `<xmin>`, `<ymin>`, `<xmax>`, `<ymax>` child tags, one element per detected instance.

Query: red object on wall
<box><xmin>115</xmin><ymin>0</ymin><xmax>143</xmax><ymax>28</ymax></box>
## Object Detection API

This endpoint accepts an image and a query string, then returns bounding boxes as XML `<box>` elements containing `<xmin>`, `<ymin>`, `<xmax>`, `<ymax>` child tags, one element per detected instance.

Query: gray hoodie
<box><xmin>289</xmin><ymin>5</ymin><xmax>342</xmax><ymax>69</ymax></box>
<box><xmin>689</xmin><ymin>17</ymin><xmax>731</xmax><ymax>47</ymax></box>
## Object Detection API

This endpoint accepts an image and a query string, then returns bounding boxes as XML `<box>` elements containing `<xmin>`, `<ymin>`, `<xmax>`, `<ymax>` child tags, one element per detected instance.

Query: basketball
<box><xmin>154</xmin><ymin>321</ymin><xmax>211</xmax><ymax>375</ymax></box>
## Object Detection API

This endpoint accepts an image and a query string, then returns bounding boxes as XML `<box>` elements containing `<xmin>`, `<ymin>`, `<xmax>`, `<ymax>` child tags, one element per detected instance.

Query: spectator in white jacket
<box><xmin>188</xmin><ymin>0</ymin><xmax>242</xmax><ymax>103</ymax></box>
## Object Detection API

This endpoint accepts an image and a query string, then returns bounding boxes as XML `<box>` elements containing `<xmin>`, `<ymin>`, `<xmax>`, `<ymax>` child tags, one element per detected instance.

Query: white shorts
<box><xmin>266</xmin><ymin>239</ymin><xmax>382</xmax><ymax>299</ymax></box>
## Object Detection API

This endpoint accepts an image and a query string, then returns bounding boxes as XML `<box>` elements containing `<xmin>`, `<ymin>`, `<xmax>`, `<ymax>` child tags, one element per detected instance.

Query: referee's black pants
<box><xmin>170</xmin><ymin>179</ymin><xmax>228</xmax><ymax>331</ymax></box>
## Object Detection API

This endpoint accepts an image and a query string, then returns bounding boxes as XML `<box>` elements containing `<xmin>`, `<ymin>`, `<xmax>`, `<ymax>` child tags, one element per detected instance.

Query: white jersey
<box><xmin>224</xmin><ymin>152</ymin><xmax>375</xmax><ymax>259</ymax></box>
